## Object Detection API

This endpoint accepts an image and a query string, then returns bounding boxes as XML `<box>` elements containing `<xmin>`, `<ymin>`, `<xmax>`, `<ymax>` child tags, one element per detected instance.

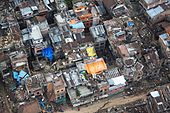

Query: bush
<box><xmin>64</xmin><ymin>0</ymin><xmax>73</xmax><ymax>9</ymax></box>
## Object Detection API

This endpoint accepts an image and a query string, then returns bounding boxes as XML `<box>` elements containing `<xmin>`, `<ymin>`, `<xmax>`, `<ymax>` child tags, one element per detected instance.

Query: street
<box><xmin>62</xmin><ymin>94</ymin><xmax>146</xmax><ymax>113</ymax></box>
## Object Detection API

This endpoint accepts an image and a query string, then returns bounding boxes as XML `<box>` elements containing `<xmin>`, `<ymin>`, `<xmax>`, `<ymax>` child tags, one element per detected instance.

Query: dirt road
<box><xmin>62</xmin><ymin>94</ymin><xmax>146</xmax><ymax>113</ymax></box>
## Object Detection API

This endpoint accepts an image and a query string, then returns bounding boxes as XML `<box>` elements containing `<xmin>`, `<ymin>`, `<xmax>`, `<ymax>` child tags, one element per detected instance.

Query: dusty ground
<box><xmin>0</xmin><ymin>82</ymin><xmax>11</xmax><ymax>113</ymax></box>
<box><xmin>61</xmin><ymin>94</ymin><xmax>146</xmax><ymax>113</ymax></box>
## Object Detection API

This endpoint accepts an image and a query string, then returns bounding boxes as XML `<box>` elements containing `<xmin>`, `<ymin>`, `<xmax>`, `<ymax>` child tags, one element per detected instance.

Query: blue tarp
<box><xmin>13</xmin><ymin>71</ymin><xmax>18</xmax><ymax>79</ymax></box>
<box><xmin>39</xmin><ymin>99</ymin><xmax>45</xmax><ymax>109</ymax></box>
<box><xmin>127</xmin><ymin>21</ymin><xmax>134</xmax><ymax>27</ymax></box>
<box><xmin>70</xmin><ymin>22</ymin><xmax>85</xmax><ymax>29</ymax></box>
<box><xmin>13</xmin><ymin>70</ymin><xmax>29</xmax><ymax>83</ymax></box>
<box><xmin>42</xmin><ymin>47</ymin><xmax>53</xmax><ymax>62</ymax></box>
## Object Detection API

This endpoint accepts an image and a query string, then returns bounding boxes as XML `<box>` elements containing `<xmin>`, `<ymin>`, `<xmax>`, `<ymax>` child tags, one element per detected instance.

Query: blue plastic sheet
<box><xmin>127</xmin><ymin>21</ymin><xmax>134</xmax><ymax>27</ymax></box>
<box><xmin>42</xmin><ymin>47</ymin><xmax>53</xmax><ymax>62</ymax></box>
<box><xmin>13</xmin><ymin>70</ymin><xmax>29</xmax><ymax>83</ymax></box>
<box><xmin>13</xmin><ymin>71</ymin><xmax>18</xmax><ymax>79</ymax></box>
<box><xmin>39</xmin><ymin>99</ymin><xmax>45</xmax><ymax>109</ymax></box>
<box><xmin>70</xmin><ymin>22</ymin><xmax>85</xmax><ymax>29</ymax></box>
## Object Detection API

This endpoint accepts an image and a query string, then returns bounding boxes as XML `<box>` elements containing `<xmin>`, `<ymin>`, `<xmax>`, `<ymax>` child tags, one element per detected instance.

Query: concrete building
<box><xmin>35</xmin><ymin>15</ymin><xmax>50</xmax><ymax>36</ymax></box>
<box><xmin>112</xmin><ymin>4</ymin><xmax>129</xmax><ymax>17</ymax></box>
<box><xmin>54</xmin><ymin>13</ymin><xmax>67</xmax><ymax>28</ymax></box>
<box><xmin>117</xmin><ymin>41</ymin><xmax>141</xmax><ymax>58</ymax></box>
<box><xmin>68</xmin><ymin>19</ymin><xmax>85</xmax><ymax>40</ymax></box>
<box><xmin>144</xmin><ymin>49</ymin><xmax>161</xmax><ymax>69</ymax></box>
<box><xmin>148</xmin><ymin>90</ymin><xmax>167</xmax><ymax>113</ymax></box>
<box><xmin>107</xmin><ymin>75</ymin><xmax>126</xmax><ymax>95</ymax></box>
<box><xmin>22</xmin><ymin>24</ymin><xmax>44</xmax><ymax>43</ymax></box>
<box><xmin>22</xmin><ymin>24</ymin><xmax>48</xmax><ymax>58</ymax></box>
<box><xmin>146</xmin><ymin>5</ymin><xmax>165</xmax><ymax>23</ymax></box>
<box><xmin>30</xmin><ymin>25</ymin><xmax>44</xmax><ymax>44</ymax></box>
<box><xmin>73</xmin><ymin>1</ymin><xmax>100</xmax><ymax>27</ymax></box>
<box><xmin>159</xmin><ymin>33</ymin><xmax>170</xmax><ymax>58</ymax></box>
<box><xmin>63</xmin><ymin>68</ymin><xmax>93</xmax><ymax>107</ymax></box>
<box><xmin>20</xmin><ymin>7</ymin><xmax>34</xmax><ymax>18</ymax></box>
<box><xmin>48</xmin><ymin>27</ymin><xmax>64</xmax><ymax>60</ymax></box>
<box><xmin>44</xmin><ymin>72</ymin><xmax>67</xmax><ymax>104</ymax></box>
<box><xmin>96</xmin><ymin>81</ymin><xmax>109</xmax><ymax>98</ymax></box>
<box><xmin>54</xmin><ymin>14</ymin><xmax>73</xmax><ymax>42</ymax></box>
<box><xmin>25</xmin><ymin>73</ymin><xmax>45</xmax><ymax>98</ymax></box>
<box><xmin>10</xmin><ymin>50</ymin><xmax>30</xmax><ymax>75</ymax></box>
<box><xmin>118</xmin><ymin>57</ymin><xmax>144</xmax><ymax>81</ymax></box>
<box><xmin>89</xmin><ymin>25</ymin><xmax>107</xmax><ymax>52</ymax></box>
<box><xmin>140</xmin><ymin>0</ymin><xmax>168</xmax><ymax>9</ymax></box>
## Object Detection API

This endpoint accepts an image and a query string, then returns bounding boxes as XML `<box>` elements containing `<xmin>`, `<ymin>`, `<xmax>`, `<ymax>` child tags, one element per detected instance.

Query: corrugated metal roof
<box><xmin>108</xmin><ymin>75</ymin><xmax>126</xmax><ymax>86</ymax></box>
<box><xmin>150</xmin><ymin>91</ymin><xmax>160</xmax><ymax>97</ymax></box>
<box><xmin>85</xmin><ymin>58</ymin><xmax>107</xmax><ymax>74</ymax></box>
<box><xmin>30</xmin><ymin>25</ymin><xmax>43</xmax><ymax>40</ymax></box>
<box><xmin>20</xmin><ymin>7</ymin><xmax>33</xmax><ymax>16</ymax></box>
<box><xmin>159</xmin><ymin>33</ymin><xmax>169</xmax><ymax>39</ymax></box>
<box><xmin>146</xmin><ymin>6</ymin><xmax>164</xmax><ymax>18</ymax></box>
<box><xmin>144</xmin><ymin>0</ymin><xmax>155</xmax><ymax>4</ymax></box>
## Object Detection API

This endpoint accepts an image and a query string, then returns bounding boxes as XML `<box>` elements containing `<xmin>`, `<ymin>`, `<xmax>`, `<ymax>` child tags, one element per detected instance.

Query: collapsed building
<box><xmin>44</xmin><ymin>72</ymin><xmax>67</xmax><ymax>104</ymax></box>
<box><xmin>159</xmin><ymin>33</ymin><xmax>170</xmax><ymax>59</ymax></box>
<box><xmin>1</xmin><ymin>0</ymin><xmax>169</xmax><ymax>112</ymax></box>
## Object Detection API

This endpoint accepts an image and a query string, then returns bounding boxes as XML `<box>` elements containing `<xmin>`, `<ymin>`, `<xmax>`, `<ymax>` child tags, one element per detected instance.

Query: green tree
<box><xmin>76</xmin><ymin>88</ymin><xmax>81</xmax><ymax>97</ymax></box>
<box><xmin>64</xmin><ymin>0</ymin><xmax>73</xmax><ymax>9</ymax></box>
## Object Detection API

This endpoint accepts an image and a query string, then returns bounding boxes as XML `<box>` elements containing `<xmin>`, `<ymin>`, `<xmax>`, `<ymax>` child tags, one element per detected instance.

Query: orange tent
<box><xmin>85</xmin><ymin>58</ymin><xmax>107</xmax><ymax>74</ymax></box>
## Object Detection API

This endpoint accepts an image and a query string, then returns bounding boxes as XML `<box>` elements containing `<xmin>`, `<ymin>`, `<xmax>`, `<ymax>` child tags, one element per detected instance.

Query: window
<box><xmin>57</xmin><ymin>90</ymin><xmax>60</xmax><ymax>93</ymax></box>
<box><xmin>101</xmin><ymin>43</ymin><xmax>105</xmax><ymax>46</ymax></box>
<box><xmin>61</xmin><ymin>95</ymin><xmax>64</xmax><ymax>98</ymax></box>
<box><xmin>137</xmin><ymin>76</ymin><xmax>141</xmax><ymax>80</ymax></box>
<box><xmin>37</xmin><ymin>92</ymin><xmax>40</xmax><ymax>95</ymax></box>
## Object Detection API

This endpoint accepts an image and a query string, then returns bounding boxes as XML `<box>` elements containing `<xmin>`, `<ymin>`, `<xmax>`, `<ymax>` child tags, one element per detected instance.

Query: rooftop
<box><xmin>89</xmin><ymin>25</ymin><xmax>107</xmax><ymax>42</ymax></box>
<box><xmin>67</xmin><ymin>85</ymin><xmax>93</xmax><ymax>106</ymax></box>
<box><xmin>159</xmin><ymin>33</ymin><xmax>170</xmax><ymax>49</ymax></box>
<box><xmin>85</xmin><ymin>58</ymin><xmax>107</xmax><ymax>75</ymax></box>
<box><xmin>112</xmin><ymin>4</ymin><xmax>128</xmax><ymax>17</ymax></box>
<box><xmin>20</xmin><ymin>7</ymin><xmax>33</xmax><ymax>17</ymax></box>
<box><xmin>118</xmin><ymin>41</ymin><xmax>141</xmax><ymax>57</ymax></box>
<box><xmin>123</xmin><ymin>57</ymin><xmax>136</xmax><ymax>67</ymax></box>
<box><xmin>69</xmin><ymin>20</ymin><xmax>85</xmax><ymax>29</ymax></box>
<box><xmin>146</xmin><ymin>6</ymin><xmax>164</xmax><ymax>18</ymax></box>
<box><xmin>117</xmin><ymin>44</ymin><xmax>129</xmax><ymax>57</ymax></box>
<box><xmin>106</xmin><ymin>67</ymin><xmax>120</xmax><ymax>79</ymax></box>
<box><xmin>143</xmin><ymin>0</ymin><xmax>167</xmax><ymax>4</ymax></box>
<box><xmin>54</xmin><ymin>14</ymin><xmax>66</xmax><ymax>24</ymax></box>
<box><xmin>30</xmin><ymin>25</ymin><xmax>43</xmax><ymax>41</ymax></box>
<box><xmin>44</xmin><ymin>72</ymin><xmax>66</xmax><ymax>88</ymax></box>
<box><xmin>49</xmin><ymin>27</ymin><xmax>62</xmax><ymax>44</ymax></box>
<box><xmin>25</xmin><ymin>73</ymin><xmax>45</xmax><ymax>92</ymax></box>
<box><xmin>63</xmin><ymin>68</ymin><xmax>83</xmax><ymax>88</ymax></box>
<box><xmin>108</xmin><ymin>75</ymin><xmax>126</xmax><ymax>86</ymax></box>
<box><xmin>144</xmin><ymin>49</ymin><xmax>160</xmax><ymax>68</ymax></box>
<box><xmin>150</xmin><ymin>91</ymin><xmax>160</xmax><ymax>98</ymax></box>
